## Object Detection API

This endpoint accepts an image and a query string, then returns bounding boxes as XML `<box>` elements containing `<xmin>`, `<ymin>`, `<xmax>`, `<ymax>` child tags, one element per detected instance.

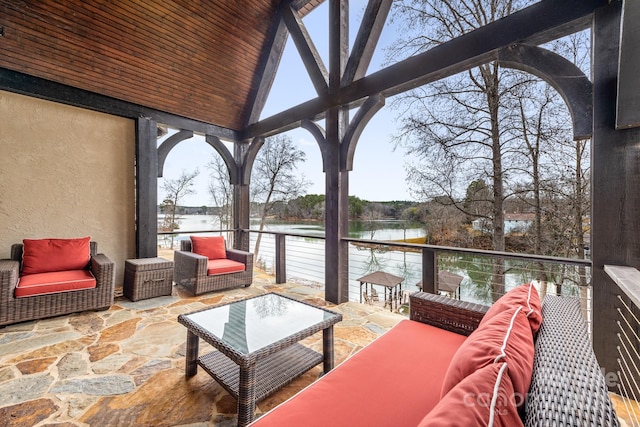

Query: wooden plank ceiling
<box><xmin>0</xmin><ymin>0</ymin><xmax>321</xmax><ymax>132</ymax></box>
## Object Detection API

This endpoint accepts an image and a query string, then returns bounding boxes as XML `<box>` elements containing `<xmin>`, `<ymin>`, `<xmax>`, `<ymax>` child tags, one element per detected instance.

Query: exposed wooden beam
<box><xmin>157</xmin><ymin>130</ymin><xmax>194</xmax><ymax>177</ymax></box>
<box><xmin>244</xmin><ymin>0</ymin><xmax>606</xmax><ymax>139</ymax></box>
<box><xmin>497</xmin><ymin>44</ymin><xmax>593</xmax><ymax>140</ymax></box>
<box><xmin>0</xmin><ymin>67</ymin><xmax>240</xmax><ymax>140</ymax></box>
<box><xmin>241</xmin><ymin>137</ymin><xmax>265</xmax><ymax>186</ymax></box>
<box><xmin>616</xmin><ymin>0</ymin><xmax>640</xmax><ymax>129</ymax></box>
<box><xmin>205</xmin><ymin>135</ymin><xmax>240</xmax><ymax>185</ymax></box>
<box><xmin>282</xmin><ymin>5</ymin><xmax>329</xmax><ymax>95</ymax></box>
<box><xmin>329</xmin><ymin>0</ymin><xmax>349</xmax><ymax>93</ymax></box>
<box><xmin>341</xmin><ymin>94</ymin><xmax>385</xmax><ymax>170</ymax></box>
<box><xmin>245</xmin><ymin>19</ymin><xmax>289</xmax><ymax>127</ymax></box>
<box><xmin>301</xmin><ymin>119</ymin><xmax>328</xmax><ymax>171</ymax></box>
<box><xmin>341</xmin><ymin>0</ymin><xmax>392</xmax><ymax>86</ymax></box>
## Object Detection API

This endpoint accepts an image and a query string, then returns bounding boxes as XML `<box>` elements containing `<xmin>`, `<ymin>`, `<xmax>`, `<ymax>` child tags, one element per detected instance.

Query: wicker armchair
<box><xmin>0</xmin><ymin>241</ymin><xmax>115</xmax><ymax>327</ymax></box>
<box><xmin>174</xmin><ymin>238</ymin><xmax>254</xmax><ymax>296</ymax></box>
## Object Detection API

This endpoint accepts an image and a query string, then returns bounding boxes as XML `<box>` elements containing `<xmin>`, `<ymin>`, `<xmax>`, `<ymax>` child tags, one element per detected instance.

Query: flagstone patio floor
<box><xmin>1</xmin><ymin>271</ymin><xmax>636</xmax><ymax>426</ymax></box>
<box><xmin>0</xmin><ymin>274</ymin><xmax>405</xmax><ymax>426</ymax></box>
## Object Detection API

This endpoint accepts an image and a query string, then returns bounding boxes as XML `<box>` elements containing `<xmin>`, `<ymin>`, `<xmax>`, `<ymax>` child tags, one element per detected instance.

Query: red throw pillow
<box><xmin>419</xmin><ymin>363</ymin><xmax>524</xmax><ymax>427</ymax></box>
<box><xmin>22</xmin><ymin>237</ymin><xmax>91</xmax><ymax>275</ymax></box>
<box><xmin>441</xmin><ymin>306</ymin><xmax>534</xmax><ymax>404</ymax></box>
<box><xmin>190</xmin><ymin>236</ymin><xmax>227</xmax><ymax>260</ymax></box>
<box><xmin>480</xmin><ymin>283</ymin><xmax>542</xmax><ymax>334</ymax></box>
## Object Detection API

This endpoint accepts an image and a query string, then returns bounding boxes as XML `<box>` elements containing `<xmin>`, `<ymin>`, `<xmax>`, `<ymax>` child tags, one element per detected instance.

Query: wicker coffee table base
<box><xmin>198</xmin><ymin>344</ymin><xmax>323</xmax><ymax>402</ymax></box>
<box><xmin>185</xmin><ymin>327</ymin><xmax>335</xmax><ymax>427</ymax></box>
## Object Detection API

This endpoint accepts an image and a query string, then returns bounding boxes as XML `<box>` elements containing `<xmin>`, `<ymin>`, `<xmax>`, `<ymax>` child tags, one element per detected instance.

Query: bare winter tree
<box><xmin>512</xmin><ymin>81</ymin><xmax>568</xmax><ymax>253</ymax></box>
<box><xmin>389</xmin><ymin>0</ymin><xmax>532</xmax><ymax>300</ymax></box>
<box><xmin>541</xmin><ymin>31</ymin><xmax>591</xmax><ymax>265</ymax></box>
<box><xmin>511</xmin><ymin>31</ymin><xmax>591</xmax><ymax>298</ymax></box>
<box><xmin>251</xmin><ymin>134</ymin><xmax>310</xmax><ymax>261</ymax></box>
<box><xmin>389</xmin><ymin>1</ymin><xmax>590</xmax><ymax>301</ymax></box>
<box><xmin>207</xmin><ymin>155</ymin><xmax>234</xmax><ymax>241</ymax></box>
<box><xmin>160</xmin><ymin>169</ymin><xmax>199</xmax><ymax>249</ymax></box>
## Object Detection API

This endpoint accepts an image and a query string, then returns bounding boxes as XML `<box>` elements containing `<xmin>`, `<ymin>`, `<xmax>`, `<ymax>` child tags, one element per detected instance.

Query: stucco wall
<box><xmin>0</xmin><ymin>90</ymin><xmax>135</xmax><ymax>285</ymax></box>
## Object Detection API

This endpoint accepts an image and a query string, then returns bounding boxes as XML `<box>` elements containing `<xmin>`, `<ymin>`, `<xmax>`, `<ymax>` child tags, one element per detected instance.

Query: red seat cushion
<box><xmin>191</xmin><ymin>236</ymin><xmax>227</xmax><ymax>260</ymax></box>
<box><xmin>418</xmin><ymin>362</ymin><xmax>524</xmax><ymax>427</ymax></box>
<box><xmin>16</xmin><ymin>270</ymin><xmax>96</xmax><ymax>297</ymax></box>
<box><xmin>207</xmin><ymin>259</ymin><xmax>245</xmax><ymax>275</ymax></box>
<box><xmin>250</xmin><ymin>319</ymin><xmax>467</xmax><ymax>427</ymax></box>
<box><xmin>21</xmin><ymin>236</ymin><xmax>91</xmax><ymax>275</ymax></box>
<box><xmin>441</xmin><ymin>306</ymin><xmax>534</xmax><ymax>404</ymax></box>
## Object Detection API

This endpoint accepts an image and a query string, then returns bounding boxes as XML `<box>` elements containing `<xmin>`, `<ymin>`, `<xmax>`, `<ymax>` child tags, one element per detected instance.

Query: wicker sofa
<box><xmin>174</xmin><ymin>237</ymin><xmax>253</xmax><ymax>296</ymax></box>
<box><xmin>0</xmin><ymin>240</ymin><xmax>115</xmax><ymax>327</ymax></box>
<box><xmin>250</xmin><ymin>286</ymin><xmax>620</xmax><ymax>426</ymax></box>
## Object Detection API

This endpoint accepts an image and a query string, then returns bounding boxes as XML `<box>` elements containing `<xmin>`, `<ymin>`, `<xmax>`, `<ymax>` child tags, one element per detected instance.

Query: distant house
<box><xmin>472</xmin><ymin>213</ymin><xmax>535</xmax><ymax>234</ymax></box>
<box><xmin>504</xmin><ymin>213</ymin><xmax>535</xmax><ymax>233</ymax></box>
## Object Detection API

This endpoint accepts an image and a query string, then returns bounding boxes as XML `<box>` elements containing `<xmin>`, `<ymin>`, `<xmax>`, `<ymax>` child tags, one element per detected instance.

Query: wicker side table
<box><xmin>124</xmin><ymin>257</ymin><xmax>174</xmax><ymax>301</ymax></box>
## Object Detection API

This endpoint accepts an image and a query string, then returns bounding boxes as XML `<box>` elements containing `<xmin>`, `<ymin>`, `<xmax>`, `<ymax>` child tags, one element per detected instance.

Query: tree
<box><xmin>539</xmin><ymin>32</ymin><xmax>591</xmax><ymax>299</ymax></box>
<box><xmin>251</xmin><ymin>134</ymin><xmax>310</xmax><ymax>259</ymax></box>
<box><xmin>389</xmin><ymin>0</ymin><xmax>528</xmax><ymax>300</ymax></box>
<box><xmin>349</xmin><ymin>196</ymin><xmax>367</xmax><ymax>220</ymax></box>
<box><xmin>160</xmin><ymin>169</ymin><xmax>199</xmax><ymax>248</ymax></box>
<box><xmin>506</xmin><ymin>31</ymin><xmax>591</xmax><ymax>298</ymax></box>
<box><xmin>464</xmin><ymin>179</ymin><xmax>492</xmax><ymax>220</ymax></box>
<box><xmin>285</xmin><ymin>194</ymin><xmax>325</xmax><ymax>220</ymax></box>
<box><xmin>389</xmin><ymin>1</ymin><xmax>591</xmax><ymax>301</ymax></box>
<box><xmin>207</xmin><ymin>155</ymin><xmax>233</xmax><ymax>238</ymax></box>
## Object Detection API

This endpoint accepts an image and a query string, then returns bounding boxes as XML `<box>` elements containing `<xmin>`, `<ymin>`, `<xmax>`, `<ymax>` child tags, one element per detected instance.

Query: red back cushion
<box><xmin>419</xmin><ymin>362</ymin><xmax>524</xmax><ymax>427</ymax></box>
<box><xmin>22</xmin><ymin>237</ymin><xmax>91</xmax><ymax>275</ymax></box>
<box><xmin>441</xmin><ymin>306</ymin><xmax>534</xmax><ymax>403</ymax></box>
<box><xmin>190</xmin><ymin>236</ymin><xmax>227</xmax><ymax>260</ymax></box>
<box><xmin>480</xmin><ymin>283</ymin><xmax>542</xmax><ymax>334</ymax></box>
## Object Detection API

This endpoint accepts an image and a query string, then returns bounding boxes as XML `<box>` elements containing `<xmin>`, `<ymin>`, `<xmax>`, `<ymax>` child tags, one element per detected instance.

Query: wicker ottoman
<box><xmin>124</xmin><ymin>257</ymin><xmax>174</xmax><ymax>301</ymax></box>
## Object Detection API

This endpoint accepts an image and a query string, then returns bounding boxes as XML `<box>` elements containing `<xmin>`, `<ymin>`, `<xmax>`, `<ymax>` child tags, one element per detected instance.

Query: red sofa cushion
<box><xmin>419</xmin><ymin>362</ymin><xmax>524</xmax><ymax>427</ymax></box>
<box><xmin>249</xmin><ymin>319</ymin><xmax>467</xmax><ymax>427</ymax></box>
<box><xmin>191</xmin><ymin>236</ymin><xmax>227</xmax><ymax>260</ymax></box>
<box><xmin>21</xmin><ymin>236</ymin><xmax>91</xmax><ymax>275</ymax></box>
<box><xmin>441</xmin><ymin>306</ymin><xmax>534</xmax><ymax>403</ymax></box>
<box><xmin>207</xmin><ymin>259</ymin><xmax>245</xmax><ymax>275</ymax></box>
<box><xmin>16</xmin><ymin>270</ymin><xmax>96</xmax><ymax>297</ymax></box>
<box><xmin>480</xmin><ymin>283</ymin><xmax>542</xmax><ymax>334</ymax></box>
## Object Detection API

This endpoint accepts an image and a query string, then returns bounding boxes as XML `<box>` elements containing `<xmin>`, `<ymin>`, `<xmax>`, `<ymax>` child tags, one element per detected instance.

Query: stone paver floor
<box><xmin>0</xmin><ymin>274</ymin><xmax>405</xmax><ymax>426</ymax></box>
<box><xmin>2</xmin><ymin>273</ymin><xmax>635</xmax><ymax>427</ymax></box>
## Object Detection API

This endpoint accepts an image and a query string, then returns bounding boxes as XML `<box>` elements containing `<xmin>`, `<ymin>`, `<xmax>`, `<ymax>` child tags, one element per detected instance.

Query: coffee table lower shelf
<box><xmin>198</xmin><ymin>343</ymin><xmax>323</xmax><ymax>403</ymax></box>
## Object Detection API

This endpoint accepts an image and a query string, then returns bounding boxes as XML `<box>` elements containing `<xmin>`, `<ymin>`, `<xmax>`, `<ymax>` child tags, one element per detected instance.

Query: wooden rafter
<box><xmin>341</xmin><ymin>0</ymin><xmax>392</xmax><ymax>86</ymax></box>
<box><xmin>244</xmin><ymin>0</ymin><xmax>606</xmax><ymax>139</ymax></box>
<box><xmin>282</xmin><ymin>5</ymin><xmax>329</xmax><ymax>94</ymax></box>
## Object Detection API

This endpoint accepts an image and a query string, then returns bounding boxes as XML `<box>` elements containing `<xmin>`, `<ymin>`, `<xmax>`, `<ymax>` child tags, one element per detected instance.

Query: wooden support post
<box><xmin>422</xmin><ymin>248</ymin><xmax>438</xmax><ymax>294</ymax></box>
<box><xmin>275</xmin><ymin>234</ymin><xmax>286</xmax><ymax>284</ymax></box>
<box><xmin>234</xmin><ymin>142</ymin><xmax>251</xmax><ymax>252</ymax></box>
<box><xmin>592</xmin><ymin>1</ymin><xmax>640</xmax><ymax>387</ymax></box>
<box><xmin>324</xmin><ymin>0</ymin><xmax>350</xmax><ymax>304</ymax></box>
<box><xmin>135</xmin><ymin>117</ymin><xmax>158</xmax><ymax>258</ymax></box>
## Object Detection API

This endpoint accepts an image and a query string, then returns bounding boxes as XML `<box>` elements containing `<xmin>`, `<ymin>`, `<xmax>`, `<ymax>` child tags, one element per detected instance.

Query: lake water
<box><xmin>162</xmin><ymin>215</ymin><xmax>569</xmax><ymax>305</ymax></box>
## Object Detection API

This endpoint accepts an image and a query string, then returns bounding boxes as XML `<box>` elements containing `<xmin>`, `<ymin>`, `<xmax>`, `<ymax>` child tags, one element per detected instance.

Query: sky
<box><xmin>159</xmin><ymin>1</ymin><xmax>413</xmax><ymax>207</ymax></box>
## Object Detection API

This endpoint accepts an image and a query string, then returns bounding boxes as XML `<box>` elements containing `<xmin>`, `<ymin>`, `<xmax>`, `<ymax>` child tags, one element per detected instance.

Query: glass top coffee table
<box><xmin>177</xmin><ymin>292</ymin><xmax>342</xmax><ymax>426</ymax></box>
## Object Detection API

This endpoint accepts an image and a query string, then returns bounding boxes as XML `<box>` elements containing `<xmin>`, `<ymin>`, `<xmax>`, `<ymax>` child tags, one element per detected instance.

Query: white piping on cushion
<box><xmin>525</xmin><ymin>283</ymin><xmax>535</xmax><ymax>317</ymax></box>
<box><xmin>494</xmin><ymin>306</ymin><xmax>523</xmax><ymax>364</ymax></box>
<box><xmin>488</xmin><ymin>362</ymin><xmax>509</xmax><ymax>427</ymax></box>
